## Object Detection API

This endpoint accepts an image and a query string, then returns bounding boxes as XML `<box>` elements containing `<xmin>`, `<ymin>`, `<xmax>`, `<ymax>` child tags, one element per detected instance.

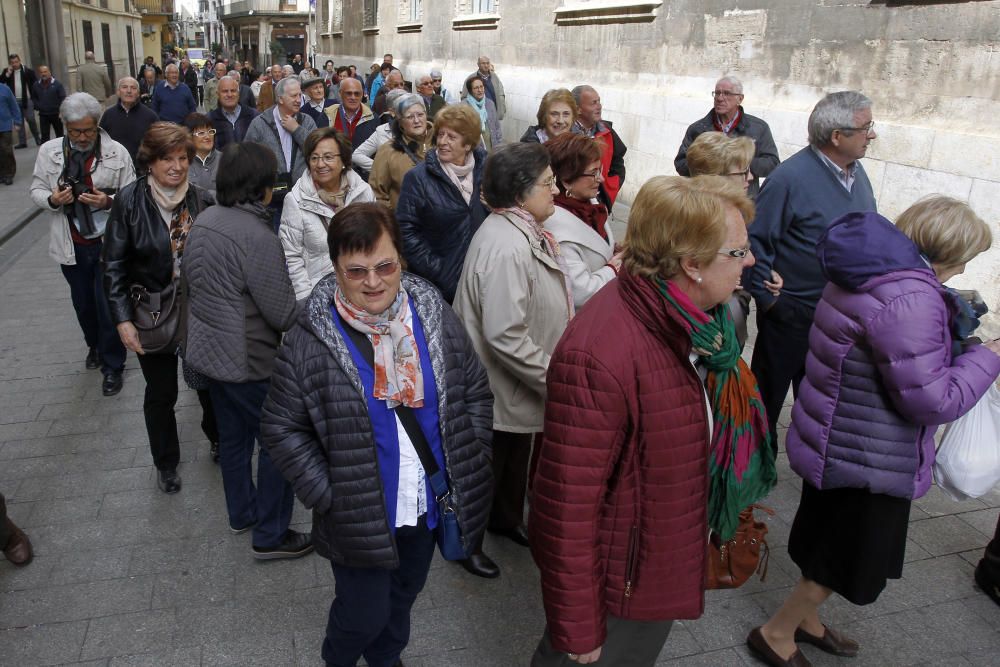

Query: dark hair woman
<box><xmin>102</xmin><ymin>121</ymin><xmax>213</xmax><ymax>494</ymax></box>
<box><xmin>463</xmin><ymin>75</ymin><xmax>502</xmax><ymax>150</ymax></box>
<box><xmin>183</xmin><ymin>112</ymin><xmax>221</xmax><ymax>202</ymax></box>
<box><xmin>260</xmin><ymin>202</ymin><xmax>493</xmax><ymax>666</ymax></box>
<box><xmin>396</xmin><ymin>104</ymin><xmax>488</xmax><ymax>303</ymax></box>
<box><xmin>181</xmin><ymin>141</ymin><xmax>311</xmax><ymax>560</ymax></box>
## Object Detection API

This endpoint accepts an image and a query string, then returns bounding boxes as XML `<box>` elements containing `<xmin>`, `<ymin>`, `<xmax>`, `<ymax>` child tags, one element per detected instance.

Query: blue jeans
<box><xmin>322</xmin><ymin>517</ymin><xmax>436</xmax><ymax>667</ymax></box>
<box><xmin>60</xmin><ymin>240</ymin><xmax>126</xmax><ymax>375</ymax></box>
<box><xmin>209</xmin><ymin>379</ymin><xmax>294</xmax><ymax>548</ymax></box>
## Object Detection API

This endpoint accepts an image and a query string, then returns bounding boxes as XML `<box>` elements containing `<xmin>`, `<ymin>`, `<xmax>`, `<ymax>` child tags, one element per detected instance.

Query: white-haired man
<box><xmin>98</xmin><ymin>77</ymin><xmax>158</xmax><ymax>164</ymax></box>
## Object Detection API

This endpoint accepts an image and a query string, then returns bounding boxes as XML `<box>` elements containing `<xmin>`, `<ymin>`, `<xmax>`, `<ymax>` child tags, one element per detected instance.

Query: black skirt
<box><xmin>787</xmin><ymin>481</ymin><xmax>911</xmax><ymax>606</ymax></box>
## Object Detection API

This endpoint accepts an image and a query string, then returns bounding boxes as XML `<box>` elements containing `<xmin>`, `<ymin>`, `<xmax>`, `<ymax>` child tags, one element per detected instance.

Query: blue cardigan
<box><xmin>151</xmin><ymin>81</ymin><xmax>196</xmax><ymax>124</ymax></box>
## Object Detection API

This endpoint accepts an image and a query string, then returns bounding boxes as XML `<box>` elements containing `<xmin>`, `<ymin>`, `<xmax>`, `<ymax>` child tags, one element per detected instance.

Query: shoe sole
<box><xmin>252</xmin><ymin>545</ymin><xmax>314</xmax><ymax>560</ymax></box>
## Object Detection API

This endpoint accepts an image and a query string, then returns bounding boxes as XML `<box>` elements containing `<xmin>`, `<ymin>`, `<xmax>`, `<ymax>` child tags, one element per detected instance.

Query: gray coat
<box><xmin>260</xmin><ymin>273</ymin><xmax>495</xmax><ymax>568</ymax></box>
<box><xmin>182</xmin><ymin>202</ymin><xmax>298</xmax><ymax>383</ymax></box>
<box><xmin>187</xmin><ymin>150</ymin><xmax>221</xmax><ymax>203</ymax></box>
<box><xmin>243</xmin><ymin>108</ymin><xmax>316</xmax><ymax>184</ymax></box>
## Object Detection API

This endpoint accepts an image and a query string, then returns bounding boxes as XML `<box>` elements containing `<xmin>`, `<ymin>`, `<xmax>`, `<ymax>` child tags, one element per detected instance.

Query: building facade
<box><xmin>63</xmin><ymin>0</ymin><xmax>143</xmax><ymax>83</ymax></box>
<box><xmin>135</xmin><ymin>0</ymin><xmax>175</xmax><ymax>64</ymax></box>
<box><xmin>316</xmin><ymin>0</ymin><xmax>1000</xmax><ymax>335</ymax></box>
<box><xmin>220</xmin><ymin>0</ymin><xmax>309</xmax><ymax>69</ymax></box>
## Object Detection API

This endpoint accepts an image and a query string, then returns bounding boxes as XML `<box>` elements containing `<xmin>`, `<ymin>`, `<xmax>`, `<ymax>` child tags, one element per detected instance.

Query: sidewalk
<box><xmin>0</xmin><ymin>215</ymin><xmax>998</xmax><ymax>666</ymax></box>
<box><xmin>0</xmin><ymin>144</ymin><xmax>43</xmax><ymax>244</ymax></box>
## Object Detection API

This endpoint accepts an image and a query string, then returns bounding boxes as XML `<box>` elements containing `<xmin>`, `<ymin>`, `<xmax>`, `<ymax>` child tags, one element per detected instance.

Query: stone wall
<box><xmin>319</xmin><ymin>0</ymin><xmax>1000</xmax><ymax>334</ymax></box>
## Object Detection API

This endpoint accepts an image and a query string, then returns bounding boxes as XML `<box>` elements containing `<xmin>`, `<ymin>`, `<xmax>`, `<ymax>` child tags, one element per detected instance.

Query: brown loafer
<box><xmin>794</xmin><ymin>625</ymin><xmax>859</xmax><ymax>657</ymax></box>
<box><xmin>747</xmin><ymin>627</ymin><xmax>812</xmax><ymax>667</ymax></box>
<box><xmin>2</xmin><ymin>518</ymin><xmax>33</xmax><ymax>566</ymax></box>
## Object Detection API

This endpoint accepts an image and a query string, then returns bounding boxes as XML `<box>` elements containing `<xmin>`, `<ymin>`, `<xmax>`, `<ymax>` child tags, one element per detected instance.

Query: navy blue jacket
<box><xmin>32</xmin><ymin>78</ymin><xmax>66</xmax><ymax>116</ymax></box>
<box><xmin>300</xmin><ymin>99</ymin><xmax>334</xmax><ymax>128</ymax></box>
<box><xmin>396</xmin><ymin>146</ymin><xmax>489</xmax><ymax>303</ymax></box>
<box><xmin>209</xmin><ymin>105</ymin><xmax>259</xmax><ymax>151</ymax></box>
<box><xmin>151</xmin><ymin>81</ymin><xmax>196</xmax><ymax>124</ymax></box>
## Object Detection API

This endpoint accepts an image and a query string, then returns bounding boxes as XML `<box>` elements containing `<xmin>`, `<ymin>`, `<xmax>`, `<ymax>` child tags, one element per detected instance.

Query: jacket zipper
<box><xmin>624</xmin><ymin>524</ymin><xmax>638</xmax><ymax>599</ymax></box>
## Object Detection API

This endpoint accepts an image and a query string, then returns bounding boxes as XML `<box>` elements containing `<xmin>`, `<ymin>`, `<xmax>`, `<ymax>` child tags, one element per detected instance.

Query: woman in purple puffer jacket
<box><xmin>748</xmin><ymin>199</ymin><xmax>1000</xmax><ymax>667</ymax></box>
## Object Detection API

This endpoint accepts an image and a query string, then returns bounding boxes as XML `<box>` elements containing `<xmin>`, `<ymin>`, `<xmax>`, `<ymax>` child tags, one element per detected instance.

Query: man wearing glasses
<box><xmin>324</xmin><ymin>77</ymin><xmax>373</xmax><ymax>141</ymax></box>
<box><xmin>674</xmin><ymin>75</ymin><xmax>779</xmax><ymax>198</ymax></box>
<box><xmin>747</xmin><ymin>91</ymin><xmax>878</xmax><ymax>444</ymax></box>
<box><xmin>99</xmin><ymin>77</ymin><xmax>159</xmax><ymax>165</ymax></box>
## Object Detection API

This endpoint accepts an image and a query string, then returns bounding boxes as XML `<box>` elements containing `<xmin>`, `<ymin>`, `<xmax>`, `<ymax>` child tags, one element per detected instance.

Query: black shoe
<box><xmin>2</xmin><ymin>177</ymin><xmax>11</xmax><ymax>185</ymax></box>
<box><xmin>976</xmin><ymin>559</ymin><xmax>1000</xmax><ymax>607</ymax></box>
<box><xmin>102</xmin><ymin>370</ymin><xmax>123</xmax><ymax>396</ymax></box>
<box><xmin>488</xmin><ymin>523</ymin><xmax>530</xmax><ymax>547</ymax></box>
<box><xmin>85</xmin><ymin>348</ymin><xmax>99</xmax><ymax>369</ymax></box>
<box><xmin>252</xmin><ymin>529</ymin><xmax>314</xmax><ymax>560</ymax></box>
<box><xmin>210</xmin><ymin>441</ymin><xmax>220</xmax><ymax>463</ymax></box>
<box><xmin>157</xmin><ymin>469</ymin><xmax>182</xmax><ymax>494</ymax></box>
<box><xmin>459</xmin><ymin>551</ymin><xmax>500</xmax><ymax>579</ymax></box>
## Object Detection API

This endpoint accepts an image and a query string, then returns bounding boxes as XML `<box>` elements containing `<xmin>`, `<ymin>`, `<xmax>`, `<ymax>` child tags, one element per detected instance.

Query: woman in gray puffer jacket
<box><xmin>260</xmin><ymin>203</ymin><xmax>493</xmax><ymax>667</ymax></box>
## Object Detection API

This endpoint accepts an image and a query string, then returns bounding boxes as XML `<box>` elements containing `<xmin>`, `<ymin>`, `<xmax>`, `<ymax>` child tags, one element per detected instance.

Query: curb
<box><xmin>0</xmin><ymin>208</ymin><xmax>42</xmax><ymax>248</ymax></box>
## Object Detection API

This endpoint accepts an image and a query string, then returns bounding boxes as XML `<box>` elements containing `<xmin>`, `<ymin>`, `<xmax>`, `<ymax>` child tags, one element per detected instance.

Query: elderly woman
<box><xmin>396</xmin><ymin>104</ymin><xmax>488</xmax><ymax>303</ymax></box>
<box><xmin>530</xmin><ymin>176</ymin><xmax>766</xmax><ymax>666</ymax></box>
<box><xmin>260</xmin><ymin>203</ymin><xmax>493</xmax><ymax>666</ymax></box>
<box><xmin>30</xmin><ymin>92</ymin><xmax>134</xmax><ymax>396</ymax></box>
<box><xmin>352</xmin><ymin>88</ymin><xmax>408</xmax><ymax>179</ymax></box>
<box><xmin>281</xmin><ymin>127</ymin><xmax>375</xmax><ymax>300</ymax></box>
<box><xmin>370</xmin><ymin>93</ymin><xmax>433</xmax><ymax>210</ymax></box>
<box><xmin>464</xmin><ymin>75</ymin><xmax>502</xmax><ymax>150</ymax></box>
<box><xmin>751</xmin><ymin>198</ymin><xmax>1000</xmax><ymax>667</ymax></box>
<box><xmin>182</xmin><ymin>142</ymin><xmax>311</xmax><ymax>560</ymax></box>
<box><xmin>543</xmin><ymin>132</ymin><xmax>619</xmax><ymax>309</ymax></box>
<box><xmin>520</xmin><ymin>89</ymin><xmax>577</xmax><ymax>144</ymax></box>
<box><xmin>184</xmin><ymin>112</ymin><xmax>220</xmax><ymax>202</ymax></box>
<box><xmin>103</xmin><ymin>122</ymin><xmax>214</xmax><ymax>494</ymax></box>
<box><xmin>453</xmin><ymin>143</ymin><xmax>571</xmax><ymax>578</ymax></box>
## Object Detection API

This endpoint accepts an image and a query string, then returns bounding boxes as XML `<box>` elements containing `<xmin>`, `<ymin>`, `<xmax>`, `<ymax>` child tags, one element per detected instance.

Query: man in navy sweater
<box><xmin>32</xmin><ymin>65</ymin><xmax>66</xmax><ymax>140</ymax></box>
<box><xmin>746</xmin><ymin>91</ymin><xmax>878</xmax><ymax>442</ymax></box>
<box><xmin>151</xmin><ymin>63</ymin><xmax>196</xmax><ymax>124</ymax></box>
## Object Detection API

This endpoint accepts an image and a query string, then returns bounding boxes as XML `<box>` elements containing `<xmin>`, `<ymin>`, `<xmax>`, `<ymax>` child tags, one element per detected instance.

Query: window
<box><xmin>82</xmin><ymin>21</ymin><xmax>95</xmax><ymax>54</ymax></box>
<box><xmin>363</xmin><ymin>0</ymin><xmax>379</xmax><ymax>31</ymax></box>
<box><xmin>398</xmin><ymin>0</ymin><xmax>422</xmax><ymax>31</ymax></box>
<box><xmin>553</xmin><ymin>0</ymin><xmax>663</xmax><ymax>25</ymax></box>
<box><xmin>453</xmin><ymin>0</ymin><xmax>500</xmax><ymax>29</ymax></box>
<box><xmin>325</xmin><ymin>0</ymin><xmax>344</xmax><ymax>34</ymax></box>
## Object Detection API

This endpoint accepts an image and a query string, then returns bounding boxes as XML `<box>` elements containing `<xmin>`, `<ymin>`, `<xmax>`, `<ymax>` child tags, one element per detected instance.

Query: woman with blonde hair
<box><xmin>520</xmin><ymin>88</ymin><xmax>578</xmax><ymax>144</ymax></box>
<box><xmin>750</xmin><ymin>196</ymin><xmax>1000</xmax><ymax>667</ymax></box>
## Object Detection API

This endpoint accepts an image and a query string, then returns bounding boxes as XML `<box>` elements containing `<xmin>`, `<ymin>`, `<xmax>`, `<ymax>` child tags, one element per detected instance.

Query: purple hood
<box><xmin>818</xmin><ymin>211</ymin><xmax>931</xmax><ymax>292</ymax></box>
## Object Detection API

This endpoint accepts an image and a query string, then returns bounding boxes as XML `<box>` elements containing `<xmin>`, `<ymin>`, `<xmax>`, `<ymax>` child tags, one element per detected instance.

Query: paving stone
<box><xmin>79</xmin><ymin>609</ymin><xmax>177</xmax><ymax>660</ymax></box>
<box><xmin>199</xmin><ymin>630</ymin><xmax>296</xmax><ymax>666</ymax></box>
<box><xmin>0</xmin><ymin>575</ymin><xmax>153</xmax><ymax>626</ymax></box>
<box><xmin>0</xmin><ymin>620</ymin><xmax>89</xmax><ymax>666</ymax></box>
<box><xmin>107</xmin><ymin>646</ymin><xmax>202</xmax><ymax>666</ymax></box>
<box><xmin>908</xmin><ymin>515</ymin><xmax>992</xmax><ymax>557</ymax></box>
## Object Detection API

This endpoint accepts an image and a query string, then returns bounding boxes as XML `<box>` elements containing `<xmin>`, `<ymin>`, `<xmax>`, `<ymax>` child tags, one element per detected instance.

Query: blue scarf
<box><xmin>466</xmin><ymin>96</ymin><xmax>488</xmax><ymax>132</ymax></box>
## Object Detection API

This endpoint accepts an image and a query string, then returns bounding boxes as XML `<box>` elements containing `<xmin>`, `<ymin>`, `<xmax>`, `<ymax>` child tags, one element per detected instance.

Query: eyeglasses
<box><xmin>712</xmin><ymin>90</ymin><xmax>742</xmax><ymax>98</ymax></box>
<box><xmin>340</xmin><ymin>259</ymin><xmax>400</xmax><ymax>281</ymax></box>
<box><xmin>718</xmin><ymin>245</ymin><xmax>752</xmax><ymax>259</ymax></box>
<box><xmin>535</xmin><ymin>176</ymin><xmax>556</xmax><ymax>189</ymax></box>
<box><xmin>836</xmin><ymin>121</ymin><xmax>876</xmax><ymax>134</ymax></box>
<box><xmin>66</xmin><ymin>126</ymin><xmax>97</xmax><ymax>138</ymax></box>
<box><xmin>432</xmin><ymin>78</ymin><xmax>442</xmax><ymax>83</ymax></box>
<box><xmin>309</xmin><ymin>153</ymin><xmax>341</xmax><ymax>165</ymax></box>
<box><xmin>341</xmin><ymin>91</ymin><xmax>362</xmax><ymax>97</ymax></box>
<box><xmin>402</xmin><ymin>111</ymin><xmax>427</xmax><ymax>122</ymax></box>
<box><xmin>726</xmin><ymin>167</ymin><xmax>751</xmax><ymax>179</ymax></box>
<box><xmin>193</xmin><ymin>128</ymin><xmax>217</xmax><ymax>137</ymax></box>
<box><xmin>578</xmin><ymin>169</ymin><xmax>603</xmax><ymax>181</ymax></box>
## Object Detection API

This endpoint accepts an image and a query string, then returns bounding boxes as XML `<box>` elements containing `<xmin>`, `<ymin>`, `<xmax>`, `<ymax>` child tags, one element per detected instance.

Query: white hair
<box><xmin>716</xmin><ymin>76</ymin><xmax>743</xmax><ymax>94</ymax></box>
<box><xmin>808</xmin><ymin>91</ymin><xmax>872</xmax><ymax>148</ymax></box>
<box><xmin>60</xmin><ymin>92</ymin><xmax>103</xmax><ymax>123</ymax></box>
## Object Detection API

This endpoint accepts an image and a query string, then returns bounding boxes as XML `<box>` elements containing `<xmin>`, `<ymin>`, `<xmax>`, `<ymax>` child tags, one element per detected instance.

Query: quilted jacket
<box><xmin>182</xmin><ymin>202</ymin><xmax>298</xmax><ymax>383</ymax></box>
<box><xmin>787</xmin><ymin>212</ymin><xmax>1000</xmax><ymax>500</ymax></box>
<box><xmin>396</xmin><ymin>146</ymin><xmax>488</xmax><ymax>303</ymax></box>
<box><xmin>529</xmin><ymin>269</ymin><xmax>710</xmax><ymax>655</ymax></box>
<box><xmin>259</xmin><ymin>273</ymin><xmax>495</xmax><ymax>568</ymax></box>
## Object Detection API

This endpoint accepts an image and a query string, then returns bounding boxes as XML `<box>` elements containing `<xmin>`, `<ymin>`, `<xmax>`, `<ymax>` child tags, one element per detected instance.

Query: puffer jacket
<box><xmin>279</xmin><ymin>170</ymin><xmax>375</xmax><ymax>300</ymax></box>
<box><xmin>788</xmin><ymin>212</ymin><xmax>1000</xmax><ymax>500</ymax></box>
<box><xmin>102</xmin><ymin>177</ymin><xmax>210</xmax><ymax>324</ymax></box>
<box><xmin>182</xmin><ymin>202</ymin><xmax>298</xmax><ymax>383</ymax></box>
<box><xmin>259</xmin><ymin>273</ymin><xmax>495</xmax><ymax>568</ymax></box>
<box><xmin>396</xmin><ymin>146</ymin><xmax>488</xmax><ymax>303</ymax></box>
<box><xmin>529</xmin><ymin>269</ymin><xmax>709</xmax><ymax>655</ymax></box>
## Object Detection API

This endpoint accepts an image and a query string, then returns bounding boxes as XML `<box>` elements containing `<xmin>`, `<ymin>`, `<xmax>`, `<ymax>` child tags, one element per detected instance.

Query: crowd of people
<box><xmin>0</xmin><ymin>48</ymin><xmax>999</xmax><ymax>667</ymax></box>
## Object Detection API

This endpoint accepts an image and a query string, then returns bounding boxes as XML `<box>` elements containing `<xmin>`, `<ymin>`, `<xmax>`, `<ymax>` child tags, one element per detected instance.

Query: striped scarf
<box><xmin>654</xmin><ymin>276</ymin><xmax>776</xmax><ymax>540</ymax></box>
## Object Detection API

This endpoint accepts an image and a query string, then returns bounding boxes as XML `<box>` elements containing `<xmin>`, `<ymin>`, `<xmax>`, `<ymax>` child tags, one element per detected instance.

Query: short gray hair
<box><xmin>274</xmin><ymin>76</ymin><xmax>299</xmax><ymax>98</ymax></box>
<box><xmin>386</xmin><ymin>88</ymin><xmax>408</xmax><ymax>109</ymax></box>
<box><xmin>227</xmin><ymin>70</ymin><xmax>241</xmax><ymax>80</ymax></box>
<box><xmin>571</xmin><ymin>85</ymin><xmax>597</xmax><ymax>106</ymax></box>
<box><xmin>394</xmin><ymin>92</ymin><xmax>424</xmax><ymax>117</ymax></box>
<box><xmin>60</xmin><ymin>92</ymin><xmax>103</xmax><ymax>123</ymax></box>
<box><xmin>808</xmin><ymin>91</ymin><xmax>872</xmax><ymax>148</ymax></box>
<box><xmin>116</xmin><ymin>76</ymin><xmax>139</xmax><ymax>90</ymax></box>
<box><xmin>164</xmin><ymin>63</ymin><xmax>178</xmax><ymax>73</ymax></box>
<box><xmin>716</xmin><ymin>76</ymin><xmax>743</xmax><ymax>94</ymax></box>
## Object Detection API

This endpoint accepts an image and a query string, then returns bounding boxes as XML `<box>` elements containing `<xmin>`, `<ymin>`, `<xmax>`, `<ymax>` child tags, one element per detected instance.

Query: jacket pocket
<box><xmin>624</xmin><ymin>523</ymin><xmax>639</xmax><ymax>601</ymax></box>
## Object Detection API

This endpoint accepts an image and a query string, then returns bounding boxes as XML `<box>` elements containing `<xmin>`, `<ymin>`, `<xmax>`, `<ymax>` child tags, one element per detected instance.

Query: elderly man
<box><xmin>139</xmin><ymin>56</ymin><xmax>161</xmax><ymax>80</ymax></box>
<box><xmin>75</xmin><ymin>51</ymin><xmax>113</xmax><ymax>105</ymax></box>
<box><xmin>178</xmin><ymin>57</ymin><xmax>199</xmax><ymax>102</ymax></box>
<box><xmin>0</xmin><ymin>54</ymin><xmax>40</xmax><ymax>147</ymax></box>
<box><xmin>430</xmin><ymin>68</ymin><xmax>458</xmax><ymax>105</ymax></box>
<box><xmin>747</xmin><ymin>91</ymin><xmax>877</xmax><ymax>442</ymax></box>
<box><xmin>324</xmin><ymin>76</ymin><xmax>373</xmax><ymax>141</ymax></box>
<box><xmin>299</xmin><ymin>75</ymin><xmax>334</xmax><ymax>128</ymax></box>
<box><xmin>571</xmin><ymin>84</ymin><xmax>627</xmax><ymax>208</ymax></box>
<box><xmin>674</xmin><ymin>76</ymin><xmax>779</xmax><ymax>198</ymax></box>
<box><xmin>370</xmin><ymin>69</ymin><xmax>405</xmax><ymax>115</ymax></box>
<box><xmin>99</xmin><ymin>77</ymin><xmax>158</xmax><ymax>164</ymax></box>
<box><xmin>463</xmin><ymin>56</ymin><xmax>506</xmax><ymax>120</ymax></box>
<box><xmin>203</xmin><ymin>61</ymin><xmax>228</xmax><ymax>112</ymax></box>
<box><xmin>32</xmin><ymin>65</ymin><xmax>67</xmax><ymax>141</ymax></box>
<box><xmin>151</xmin><ymin>64</ymin><xmax>196</xmax><ymax>123</ymax></box>
<box><xmin>139</xmin><ymin>67</ymin><xmax>157</xmax><ymax>106</ymax></box>
<box><xmin>226</xmin><ymin>70</ymin><xmax>256</xmax><ymax>109</ymax></box>
<box><xmin>31</xmin><ymin>92</ymin><xmax>135</xmax><ymax>395</ymax></box>
<box><xmin>415</xmin><ymin>74</ymin><xmax>445</xmax><ymax>121</ymax></box>
<box><xmin>244</xmin><ymin>77</ymin><xmax>316</xmax><ymax>230</ymax></box>
<box><xmin>256</xmin><ymin>64</ymin><xmax>284</xmax><ymax>112</ymax></box>
<box><xmin>210</xmin><ymin>76</ymin><xmax>258</xmax><ymax>150</ymax></box>
<box><xmin>0</xmin><ymin>83</ymin><xmax>20</xmax><ymax>183</ymax></box>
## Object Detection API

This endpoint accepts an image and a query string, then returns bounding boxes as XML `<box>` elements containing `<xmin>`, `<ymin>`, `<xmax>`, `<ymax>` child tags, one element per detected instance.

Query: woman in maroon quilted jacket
<box><xmin>530</xmin><ymin>175</ymin><xmax>768</xmax><ymax>665</ymax></box>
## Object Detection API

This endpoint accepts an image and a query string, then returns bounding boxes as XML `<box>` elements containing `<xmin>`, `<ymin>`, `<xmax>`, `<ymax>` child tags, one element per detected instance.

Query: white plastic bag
<box><xmin>933</xmin><ymin>384</ymin><xmax>1000</xmax><ymax>501</ymax></box>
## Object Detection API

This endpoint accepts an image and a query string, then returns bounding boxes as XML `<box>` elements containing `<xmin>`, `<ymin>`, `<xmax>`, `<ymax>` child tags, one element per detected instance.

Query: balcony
<box><xmin>220</xmin><ymin>0</ymin><xmax>308</xmax><ymax>18</ymax></box>
<box><xmin>133</xmin><ymin>0</ymin><xmax>174</xmax><ymax>15</ymax></box>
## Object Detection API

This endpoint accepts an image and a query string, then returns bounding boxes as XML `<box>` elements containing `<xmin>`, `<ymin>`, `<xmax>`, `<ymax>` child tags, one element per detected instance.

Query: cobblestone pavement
<box><xmin>1</xmin><ymin>214</ymin><xmax>999</xmax><ymax>666</ymax></box>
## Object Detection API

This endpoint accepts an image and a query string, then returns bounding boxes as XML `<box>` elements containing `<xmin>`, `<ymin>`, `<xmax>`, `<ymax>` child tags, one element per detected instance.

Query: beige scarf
<box><xmin>149</xmin><ymin>177</ymin><xmax>189</xmax><ymax>225</ymax></box>
<box><xmin>440</xmin><ymin>150</ymin><xmax>475</xmax><ymax>205</ymax></box>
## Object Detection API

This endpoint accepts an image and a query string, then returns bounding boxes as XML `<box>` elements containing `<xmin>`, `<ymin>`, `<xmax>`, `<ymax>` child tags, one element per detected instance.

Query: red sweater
<box><xmin>529</xmin><ymin>270</ymin><xmax>709</xmax><ymax>654</ymax></box>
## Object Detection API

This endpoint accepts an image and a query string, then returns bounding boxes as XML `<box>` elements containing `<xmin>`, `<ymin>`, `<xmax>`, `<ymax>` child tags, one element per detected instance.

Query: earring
<box><xmin>696</xmin><ymin>277</ymin><xmax>703</xmax><ymax>284</ymax></box>
<box><xmin>565</xmin><ymin>188</ymin><xmax>573</xmax><ymax>199</ymax></box>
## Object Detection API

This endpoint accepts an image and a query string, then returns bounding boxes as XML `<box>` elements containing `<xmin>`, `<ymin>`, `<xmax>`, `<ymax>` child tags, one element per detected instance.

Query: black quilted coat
<box><xmin>259</xmin><ymin>273</ymin><xmax>495</xmax><ymax>568</ymax></box>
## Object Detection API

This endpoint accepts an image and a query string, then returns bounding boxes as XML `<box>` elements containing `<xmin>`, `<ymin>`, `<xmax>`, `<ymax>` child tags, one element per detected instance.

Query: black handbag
<box><xmin>341</xmin><ymin>322</ymin><xmax>470</xmax><ymax>561</ymax></box>
<box><xmin>129</xmin><ymin>279</ymin><xmax>183</xmax><ymax>354</ymax></box>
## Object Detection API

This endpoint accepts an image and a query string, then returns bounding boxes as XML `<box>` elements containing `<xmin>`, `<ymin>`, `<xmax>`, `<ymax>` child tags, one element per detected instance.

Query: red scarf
<box><xmin>712</xmin><ymin>107</ymin><xmax>742</xmax><ymax>135</ymax></box>
<box><xmin>554</xmin><ymin>194</ymin><xmax>609</xmax><ymax>242</ymax></box>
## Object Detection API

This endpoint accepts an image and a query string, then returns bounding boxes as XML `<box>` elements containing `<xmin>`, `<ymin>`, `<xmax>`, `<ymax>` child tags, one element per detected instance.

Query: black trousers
<box><xmin>323</xmin><ymin>516</ymin><xmax>436</xmax><ymax>667</ymax></box>
<box><xmin>0</xmin><ymin>131</ymin><xmax>13</xmax><ymax>179</ymax></box>
<box><xmin>60</xmin><ymin>241</ymin><xmax>126</xmax><ymax>375</ymax></box>
<box><xmin>532</xmin><ymin>617</ymin><xmax>673</xmax><ymax>666</ymax></box>
<box><xmin>750</xmin><ymin>298</ymin><xmax>816</xmax><ymax>442</ymax></box>
<box><xmin>136</xmin><ymin>352</ymin><xmax>181</xmax><ymax>471</ymax></box>
<box><xmin>0</xmin><ymin>493</ymin><xmax>13</xmax><ymax>547</ymax></box>
<box><xmin>39</xmin><ymin>114</ymin><xmax>63</xmax><ymax>140</ymax></box>
<box><xmin>490</xmin><ymin>430</ymin><xmax>533</xmax><ymax>532</ymax></box>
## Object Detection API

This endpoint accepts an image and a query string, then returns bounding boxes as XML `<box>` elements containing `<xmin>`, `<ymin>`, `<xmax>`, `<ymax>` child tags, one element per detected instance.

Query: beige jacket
<box><xmin>545</xmin><ymin>205</ymin><xmax>616</xmax><ymax>309</ymax></box>
<box><xmin>77</xmin><ymin>63</ymin><xmax>113</xmax><ymax>102</ymax></box>
<box><xmin>453</xmin><ymin>212</ymin><xmax>572</xmax><ymax>432</ymax></box>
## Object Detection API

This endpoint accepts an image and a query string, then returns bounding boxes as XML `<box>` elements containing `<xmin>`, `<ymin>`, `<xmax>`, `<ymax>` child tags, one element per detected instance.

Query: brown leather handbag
<box><xmin>129</xmin><ymin>278</ymin><xmax>184</xmax><ymax>355</ymax></box>
<box><xmin>706</xmin><ymin>504</ymin><xmax>774</xmax><ymax>589</ymax></box>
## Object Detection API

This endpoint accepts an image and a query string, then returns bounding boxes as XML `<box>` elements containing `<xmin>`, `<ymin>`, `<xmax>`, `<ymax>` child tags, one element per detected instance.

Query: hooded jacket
<box><xmin>787</xmin><ymin>212</ymin><xmax>1000</xmax><ymax>500</ymax></box>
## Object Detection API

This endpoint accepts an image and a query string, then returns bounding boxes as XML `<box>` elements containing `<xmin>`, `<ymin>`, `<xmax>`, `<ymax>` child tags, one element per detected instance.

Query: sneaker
<box><xmin>85</xmin><ymin>348</ymin><xmax>99</xmax><ymax>369</ymax></box>
<box><xmin>252</xmin><ymin>529</ymin><xmax>313</xmax><ymax>560</ymax></box>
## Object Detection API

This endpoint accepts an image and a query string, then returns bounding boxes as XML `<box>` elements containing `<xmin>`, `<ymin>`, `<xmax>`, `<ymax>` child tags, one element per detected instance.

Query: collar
<box><xmin>222</xmin><ymin>104</ymin><xmax>241</xmax><ymax>117</ymax></box>
<box><xmin>811</xmin><ymin>145</ymin><xmax>857</xmax><ymax>179</ymax></box>
<box><xmin>164</xmin><ymin>80</ymin><xmax>178</xmax><ymax>89</ymax></box>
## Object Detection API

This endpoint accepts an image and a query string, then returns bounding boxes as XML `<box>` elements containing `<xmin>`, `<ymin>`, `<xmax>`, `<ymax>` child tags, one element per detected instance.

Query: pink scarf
<box><xmin>495</xmin><ymin>207</ymin><xmax>575</xmax><ymax>320</ymax></box>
